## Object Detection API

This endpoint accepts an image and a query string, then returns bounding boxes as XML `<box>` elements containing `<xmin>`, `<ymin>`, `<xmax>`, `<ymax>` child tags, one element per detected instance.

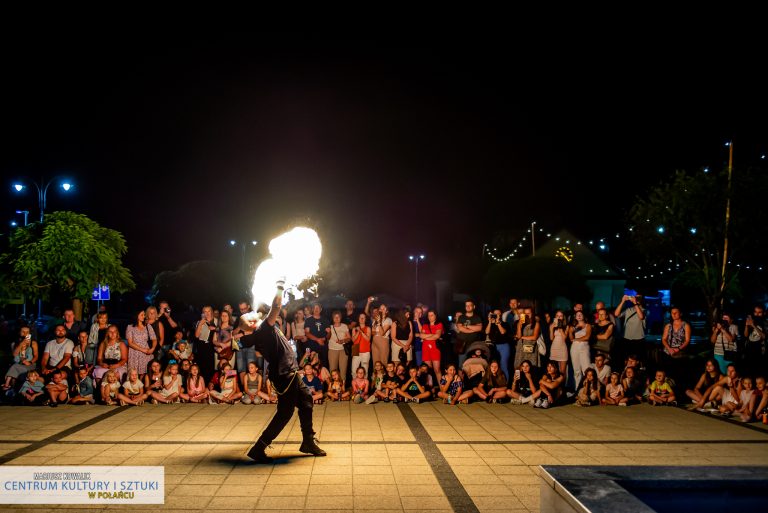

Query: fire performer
<box><xmin>241</xmin><ymin>277</ymin><xmax>325</xmax><ymax>463</ymax></box>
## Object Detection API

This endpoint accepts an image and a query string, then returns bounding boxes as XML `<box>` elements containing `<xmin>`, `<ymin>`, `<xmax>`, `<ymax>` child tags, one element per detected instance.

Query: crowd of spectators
<box><xmin>2</xmin><ymin>296</ymin><xmax>767</xmax><ymax>423</ymax></box>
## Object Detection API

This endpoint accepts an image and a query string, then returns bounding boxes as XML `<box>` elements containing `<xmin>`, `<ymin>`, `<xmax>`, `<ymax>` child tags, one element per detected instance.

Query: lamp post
<box><xmin>531</xmin><ymin>221</ymin><xmax>537</xmax><ymax>256</ymax></box>
<box><xmin>229</xmin><ymin>239</ymin><xmax>258</xmax><ymax>281</ymax></box>
<box><xmin>12</xmin><ymin>178</ymin><xmax>74</xmax><ymax>320</ymax></box>
<box><xmin>11</xmin><ymin>211</ymin><xmax>30</xmax><ymax>317</ymax></box>
<box><xmin>408</xmin><ymin>254</ymin><xmax>426</xmax><ymax>303</ymax></box>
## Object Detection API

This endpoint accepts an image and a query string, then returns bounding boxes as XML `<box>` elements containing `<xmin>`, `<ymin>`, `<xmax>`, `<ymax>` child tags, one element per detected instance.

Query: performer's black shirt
<box><xmin>244</xmin><ymin>321</ymin><xmax>298</xmax><ymax>380</ymax></box>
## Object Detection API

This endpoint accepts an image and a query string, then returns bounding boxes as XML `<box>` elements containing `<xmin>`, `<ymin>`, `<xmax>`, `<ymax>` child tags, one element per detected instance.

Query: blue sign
<box><xmin>92</xmin><ymin>284</ymin><xmax>111</xmax><ymax>301</ymax></box>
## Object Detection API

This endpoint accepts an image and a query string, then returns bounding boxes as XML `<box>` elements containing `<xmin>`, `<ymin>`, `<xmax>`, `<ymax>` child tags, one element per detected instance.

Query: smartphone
<box><xmin>447</xmin><ymin>315</ymin><xmax>453</xmax><ymax>322</ymax></box>
<box><xmin>226</xmin><ymin>370</ymin><xmax>237</xmax><ymax>378</ymax></box>
<box><xmin>25</xmin><ymin>334</ymin><xmax>31</xmax><ymax>340</ymax></box>
<box><xmin>515</xmin><ymin>370</ymin><xmax>521</xmax><ymax>379</ymax></box>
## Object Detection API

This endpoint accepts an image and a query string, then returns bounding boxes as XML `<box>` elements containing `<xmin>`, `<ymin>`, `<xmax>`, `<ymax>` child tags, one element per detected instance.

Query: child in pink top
<box><xmin>351</xmin><ymin>367</ymin><xmax>369</xmax><ymax>403</ymax></box>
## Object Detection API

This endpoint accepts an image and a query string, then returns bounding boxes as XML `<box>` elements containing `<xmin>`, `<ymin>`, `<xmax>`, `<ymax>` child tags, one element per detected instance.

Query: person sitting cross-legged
<box><xmin>648</xmin><ymin>369</ymin><xmax>676</xmax><ymax>406</ymax></box>
<box><xmin>68</xmin><ymin>366</ymin><xmax>96</xmax><ymax>405</ymax></box>
<box><xmin>396</xmin><ymin>366</ymin><xmax>431</xmax><ymax>403</ymax></box>
<box><xmin>474</xmin><ymin>360</ymin><xmax>508</xmax><ymax>403</ymax></box>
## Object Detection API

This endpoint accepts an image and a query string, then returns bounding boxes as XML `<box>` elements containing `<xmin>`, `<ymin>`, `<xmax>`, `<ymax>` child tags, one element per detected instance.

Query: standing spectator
<box><xmin>419</xmin><ymin>310</ymin><xmax>444</xmax><ymax>384</ymax></box>
<box><xmin>501</xmin><ymin>298</ymin><xmax>520</xmax><ymax>326</ymax></box>
<box><xmin>662</xmin><ymin>307</ymin><xmax>691</xmax><ymax>359</ymax></box>
<box><xmin>4</xmin><ymin>326</ymin><xmax>38</xmax><ymax>392</ymax></box>
<box><xmin>593</xmin><ymin>308</ymin><xmax>615</xmax><ymax>360</ymax></box>
<box><xmin>328</xmin><ymin>311</ymin><xmax>351</xmax><ymax>377</ymax></box>
<box><xmin>514</xmin><ymin>307</ymin><xmax>541</xmax><ymax>370</ymax></box>
<box><xmin>411</xmin><ymin>306</ymin><xmax>425</xmax><ymax>366</ymax></box>
<box><xmin>60</xmin><ymin>309</ymin><xmax>85</xmax><ymax>344</ymax></box>
<box><xmin>342</xmin><ymin>300</ymin><xmax>359</xmax><ymax>328</ymax></box>
<box><xmin>214</xmin><ymin>310</ymin><xmax>235</xmax><ymax>370</ymax></box>
<box><xmin>287</xmin><ymin>309</ymin><xmax>308</xmax><ymax>357</ymax></box>
<box><xmin>743</xmin><ymin>305</ymin><xmax>766</xmax><ymax>377</ymax></box>
<box><xmin>455</xmin><ymin>300</ymin><xmax>483</xmax><ymax>366</ymax></box>
<box><xmin>391</xmin><ymin>310</ymin><xmax>414</xmax><ymax>366</ymax></box>
<box><xmin>145</xmin><ymin>307</ymin><xmax>165</xmax><ymax>361</ymax></box>
<box><xmin>614</xmin><ymin>294</ymin><xmax>646</xmax><ymax>365</ymax></box>
<box><xmin>157</xmin><ymin>301</ymin><xmax>180</xmax><ymax>360</ymax></box>
<box><xmin>369</xmin><ymin>301</ymin><xmax>392</xmax><ymax>367</ymax></box>
<box><xmin>549</xmin><ymin>311</ymin><xmax>569</xmax><ymax>377</ymax></box>
<box><xmin>568</xmin><ymin>311</ymin><xmax>592</xmax><ymax>390</ymax></box>
<box><xmin>194</xmin><ymin>306</ymin><xmax>218</xmax><ymax>381</ymax></box>
<box><xmin>235</xmin><ymin>307</ymin><xmax>258</xmax><ymax>377</ymax></box>
<box><xmin>86</xmin><ymin>312</ymin><xmax>109</xmax><ymax>367</ymax></box>
<box><xmin>305</xmin><ymin>303</ymin><xmax>330</xmax><ymax>367</ymax></box>
<box><xmin>351</xmin><ymin>312</ymin><xmax>371</xmax><ymax>376</ymax></box>
<box><xmin>711</xmin><ymin>312</ymin><xmax>740</xmax><ymax>374</ymax></box>
<box><xmin>40</xmin><ymin>325</ymin><xmax>74</xmax><ymax>379</ymax></box>
<box><xmin>92</xmin><ymin>325</ymin><xmax>128</xmax><ymax>382</ymax></box>
<box><xmin>485</xmin><ymin>309</ymin><xmax>510</xmax><ymax>380</ymax></box>
<box><xmin>126</xmin><ymin>309</ymin><xmax>157</xmax><ymax>378</ymax></box>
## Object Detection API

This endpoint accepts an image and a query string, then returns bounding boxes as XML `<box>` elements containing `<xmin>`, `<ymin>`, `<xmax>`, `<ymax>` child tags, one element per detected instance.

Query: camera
<box><xmin>490</xmin><ymin>314</ymin><xmax>497</xmax><ymax>320</ymax></box>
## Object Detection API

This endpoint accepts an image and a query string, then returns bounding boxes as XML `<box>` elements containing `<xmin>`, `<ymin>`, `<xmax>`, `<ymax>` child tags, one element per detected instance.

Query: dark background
<box><xmin>3</xmin><ymin>32</ymin><xmax>766</xmax><ymax>306</ymax></box>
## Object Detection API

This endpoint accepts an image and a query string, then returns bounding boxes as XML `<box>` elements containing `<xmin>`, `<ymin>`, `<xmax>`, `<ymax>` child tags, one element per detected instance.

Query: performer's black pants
<box><xmin>256</xmin><ymin>372</ymin><xmax>314</xmax><ymax>446</ymax></box>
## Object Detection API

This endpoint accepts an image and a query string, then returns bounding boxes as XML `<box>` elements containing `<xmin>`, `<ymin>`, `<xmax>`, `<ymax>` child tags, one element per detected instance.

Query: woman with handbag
<box><xmin>327</xmin><ymin>311</ymin><xmax>351</xmax><ymax>379</ymax></box>
<box><xmin>126</xmin><ymin>309</ymin><xmax>157</xmax><ymax>379</ymax></box>
<box><xmin>711</xmin><ymin>312</ymin><xmax>739</xmax><ymax>374</ymax></box>
<box><xmin>513</xmin><ymin>308</ymin><xmax>541</xmax><ymax>370</ymax></box>
<box><xmin>391</xmin><ymin>310</ymin><xmax>414</xmax><ymax>366</ymax></box>
<box><xmin>593</xmin><ymin>308</ymin><xmax>615</xmax><ymax>361</ymax></box>
<box><xmin>214</xmin><ymin>310</ymin><xmax>236</xmax><ymax>370</ymax></box>
<box><xmin>369</xmin><ymin>301</ymin><xmax>392</xmax><ymax>367</ymax></box>
<box><xmin>351</xmin><ymin>312</ymin><xmax>372</xmax><ymax>376</ymax></box>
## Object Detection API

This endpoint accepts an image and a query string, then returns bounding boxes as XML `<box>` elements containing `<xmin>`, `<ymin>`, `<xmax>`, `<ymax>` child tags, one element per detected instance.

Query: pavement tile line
<box><xmin>397</xmin><ymin>402</ymin><xmax>480</xmax><ymax>513</ymax></box>
<box><xmin>0</xmin><ymin>406</ymin><xmax>129</xmax><ymax>464</ymax></box>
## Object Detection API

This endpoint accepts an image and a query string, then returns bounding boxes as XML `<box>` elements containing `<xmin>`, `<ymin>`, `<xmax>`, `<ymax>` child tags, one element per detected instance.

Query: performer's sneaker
<box><xmin>299</xmin><ymin>440</ymin><xmax>326</xmax><ymax>457</ymax></box>
<box><xmin>246</xmin><ymin>442</ymin><xmax>273</xmax><ymax>464</ymax></box>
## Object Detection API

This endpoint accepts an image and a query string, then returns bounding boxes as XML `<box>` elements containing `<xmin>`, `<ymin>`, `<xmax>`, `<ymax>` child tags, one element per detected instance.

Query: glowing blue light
<box><xmin>10</xmin><ymin>221</ymin><xmax>18</xmax><ymax>227</ymax></box>
<box><xmin>725</xmin><ymin>141</ymin><xmax>731</xmax><ymax>146</ymax></box>
<box><xmin>703</xmin><ymin>167</ymin><xmax>709</xmax><ymax>173</ymax></box>
<box><xmin>690</xmin><ymin>228</ymin><xmax>697</xmax><ymax>235</ymax></box>
<box><xmin>599</xmin><ymin>244</ymin><xmax>606</xmax><ymax>251</ymax></box>
<box><xmin>229</xmin><ymin>240</ymin><xmax>236</xmax><ymax>246</ymax></box>
<box><xmin>13</xmin><ymin>184</ymin><xmax>24</xmax><ymax>192</ymax></box>
<box><xmin>657</xmin><ymin>226</ymin><xmax>665</xmax><ymax>234</ymax></box>
<box><xmin>251</xmin><ymin>240</ymin><xmax>258</xmax><ymax>246</ymax></box>
<box><xmin>61</xmin><ymin>183</ymin><xmax>72</xmax><ymax>191</ymax></box>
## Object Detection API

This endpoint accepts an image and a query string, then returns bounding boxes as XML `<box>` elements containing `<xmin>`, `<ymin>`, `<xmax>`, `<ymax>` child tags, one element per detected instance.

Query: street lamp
<box><xmin>229</xmin><ymin>239</ymin><xmax>258</xmax><ymax>280</ymax></box>
<box><xmin>11</xmin><ymin>177</ymin><xmax>74</xmax><ymax>319</ymax></box>
<box><xmin>12</xmin><ymin>177</ymin><xmax>74</xmax><ymax>223</ymax></box>
<box><xmin>408</xmin><ymin>254</ymin><xmax>426</xmax><ymax>303</ymax></box>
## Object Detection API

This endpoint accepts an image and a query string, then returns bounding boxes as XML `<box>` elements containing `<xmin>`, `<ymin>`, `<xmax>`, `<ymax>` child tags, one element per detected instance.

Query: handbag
<box><xmin>536</xmin><ymin>334</ymin><xmax>547</xmax><ymax>356</ymax></box>
<box><xmin>333</xmin><ymin>326</ymin><xmax>352</xmax><ymax>356</ymax></box>
<box><xmin>594</xmin><ymin>336</ymin><xmax>614</xmax><ymax>355</ymax></box>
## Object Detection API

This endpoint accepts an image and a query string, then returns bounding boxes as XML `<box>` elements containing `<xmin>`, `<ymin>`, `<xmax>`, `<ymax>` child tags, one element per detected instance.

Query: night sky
<box><xmin>3</xmin><ymin>33</ymin><xmax>766</xmax><ymax>303</ymax></box>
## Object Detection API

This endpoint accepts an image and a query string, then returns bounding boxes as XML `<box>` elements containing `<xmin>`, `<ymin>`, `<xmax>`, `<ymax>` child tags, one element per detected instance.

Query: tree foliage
<box><xmin>0</xmin><ymin>211</ymin><xmax>135</xmax><ymax>304</ymax></box>
<box><xmin>629</xmin><ymin>166</ymin><xmax>768</xmax><ymax>320</ymax></box>
<box><xmin>482</xmin><ymin>257</ymin><xmax>592</xmax><ymax>306</ymax></box>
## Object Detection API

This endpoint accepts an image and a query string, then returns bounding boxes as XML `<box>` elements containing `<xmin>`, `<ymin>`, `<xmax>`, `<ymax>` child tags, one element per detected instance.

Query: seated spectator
<box><xmin>603</xmin><ymin>372</ymin><xmax>627</xmax><ymax>406</ymax></box>
<box><xmin>576</xmin><ymin>368</ymin><xmax>602</xmax><ymax>407</ymax></box>
<box><xmin>685</xmin><ymin>359</ymin><xmax>722</xmax><ymax>410</ymax></box>
<box><xmin>209</xmin><ymin>363</ymin><xmax>242</xmax><ymax>404</ymax></box>
<box><xmin>100</xmin><ymin>369</ymin><xmax>121</xmax><ymax>405</ymax></box>
<box><xmin>436</xmin><ymin>364</ymin><xmax>464</xmax><ymax>405</ymax></box>
<box><xmin>71</xmin><ymin>330</ymin><xmax>91</xmax><ymax>370</ymax></box>
<box><xmin>144</xmin><ymin>360</ymin><xmax>164</xmax><ymax>397</ymax></box>
<box><xmin>168</xmin><ymin>335</ymin><xmax>193</xmax><ymax>363</ymax></box>
<box><xmin>119</xmin><ymin>368</ymin><xmax>148</xmax><ymax>406</ymax></box>
<box><xmin>622</xmin><ymin>366</ymin><xmax>643</xmax><ymax>405</ymax></box>
<box><xmin>152</xmin><ymin>362</ymin><xmax>183</xmax><ymax>404</ymax></box>
<box><xmin>376</xmin><ymin>362</ymin><xmax>401</xmax><ymax>403</ymax></box>
<box><xmin>417</xmin><ymin>363</ymin><xmax>437</xmax><ymax>394</ymax></box>
<box><xmin>45</xmin><ymin>369</ymin><xmax>69</xmax><ymax>407</ymax></box>
<box><xmin>507</xmin><ymin>360</ymin><xmax>537</xmax><ymax>404</ymax></box>
<box><xmin>40</xmin><ymin>325</ymin><xmax>74</xmax><ymax>380</ymax></box>
<box><xmin>68</xmin><ymin>366</ymin><xmax>96</xmax><ymax>405</ymax></box>
<box><xmin>87</xmin><ymin>311</ymin><xmax>110</xmax><ymax>367</ymax></box>
<box><xmin>753</xmin><ymin>376</ymin><xmax>767</xmax><ymax>424</ymax></box>
<box><xmin>350</xmin><ymin>367</ymin><xmax>370</xmax><ymax>403</ymax></box>
<box><xmin>534</xmin><ymin>362</ymin><xmax>565</xmax><ymax>409</ymax></box>
<box><xmin>396</xmin><ymin>366</ymin><xmax>431</xmax><ymax>403</ymax></box>
<box><xmin>93</xmin><ymin>325</ymin><xmax>128</xmax><ymax>383</ymax></box>
<box><xmin>366</xmin><ymin>361</ymin><xmax>386</xmax><ymax>404</ymax></box>
<box><xmin>302</xmin><ymin>363</ymin><xmax>325</xmax><ymax>404</ymax></box>
<box><xmin>704</xmin><ymin>363</ymin><xmax>741</xmax><ymax>412</ymax></box>
<box><xmin>305</xmin><ymin>352</ymin><xmax>331</xmax><ymax>385</ymax></box>
<box><xmin>732</xmin><ymin>377</ymin><xmax>756</xmax><ymax>422</ymax></box>
<box><xmin>590</xmin><ymin>354</ymin><xmax>611</xmax><ymax>386</ymax></box>
<box><xmin>474</xmin><ymin>360</ymin><xmax>508</xmax><ymax>403</ymax></box>
<box><xmin>179</xmin><ymin>359</ymin><xmax>191</xmax><ymax>388</ymax></box>
<box><xmin>241</xmin><ymin>361</ymin><xmax>265</xmax><ymax>405</ymax></box>
<box><xmin>4</xmin><ymin>326</ymin><xmax>38</xmax><ymax>392</ymax></box>
<box><xmin>648</xmin><ymin>369</ymin><xmax>676</xmax><ymax>406</ymax></box>
<box><xmin>15</xmin><ymin>370</ymin><xmax>45</xmax><ymax>405</ymax></box>
<box><xmin>185</xmin><ymin>364</ymin><xmax>209</xmax><ymax>403</ymax></box>
<box><xmin>326</xmin><ymin>369</ymin><xmax>349</xmax><ymax>401</ymax></box>
<box><xmin>462</xmin><ymin>341</ymin><xmax>490</xmax><ymax>392</ymax></box>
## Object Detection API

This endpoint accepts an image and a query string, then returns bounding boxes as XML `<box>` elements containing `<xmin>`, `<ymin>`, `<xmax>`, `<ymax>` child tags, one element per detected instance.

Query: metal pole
<box><xmin>719</xmin><ymin>141</ymin><xmax>734</xmax><ymax>314</ymax></box>
<box><xmin>531</xmin><ymin>221</ymin><xmax>536</xmax><ymax>256</ymax></box>
<box><xmin>415</xmin><ymin>259</ymin><xmax>419</xmax><ymax>304</ymax></box>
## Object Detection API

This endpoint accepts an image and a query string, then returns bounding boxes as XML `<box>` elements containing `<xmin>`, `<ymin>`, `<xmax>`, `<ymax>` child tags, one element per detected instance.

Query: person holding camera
<box><xmin>194</xmin><ymin>306</ymin><xmax>218</xmax><ymax>382</ymax></box>
<box><xmin>157</xmin><ymin>301</ymin><xmax>179</xmax><ymax>360</ymax></box>
<box><xmin>485</xmin><ymin>309</ymin><xmax>510</xmax><ymax>379</ymax></box>
<box><xmin>743</xmin><ymin>305</ymin><xmax>766</xmax><ymax>377</ymax></box>
<box><xmin>243</xmin><ymin>278</ymin><xmax>325</xmax><ymax>463</ymax></box>
<box><xmin>711</xmin><ymin>312</ymin><xmax>739</xmax><ymax>374</ymax></box>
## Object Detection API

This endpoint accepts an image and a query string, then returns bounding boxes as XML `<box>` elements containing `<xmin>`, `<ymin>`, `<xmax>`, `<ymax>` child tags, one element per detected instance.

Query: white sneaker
<box><xmin>619</xmin><ymin>402</ymin><xmax>627</xmax><ymax>407</ymax></box>
<box><xmin>534</xmin><ymin>398</ymin><xmax>542</xmax><ymax>408</ymax></box>
<box><xmin>520</xmin><ymin>395</ymin><xmax>532</xmax><ymax>404</ymax></box>
<box><xmin>541</xmin><ymin>399</ymin><xmax>550</xmax><ymax>409</ymax></box>
<box><xmin>413</xmin><ymin>397</ymin><xmax>419</xmax><ymax>404</ymax></box>
<box><xmin>510</xmin><ymin>398</ymin><xmax>522</xmax><ymax>405</ymax></box>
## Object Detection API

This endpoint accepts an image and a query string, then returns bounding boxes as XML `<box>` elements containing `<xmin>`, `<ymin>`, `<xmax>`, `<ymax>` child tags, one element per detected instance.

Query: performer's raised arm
<box><xmin>264</xmin><ymin>277</ymin><xmax>285</xmax><ymax>327</ymax></box>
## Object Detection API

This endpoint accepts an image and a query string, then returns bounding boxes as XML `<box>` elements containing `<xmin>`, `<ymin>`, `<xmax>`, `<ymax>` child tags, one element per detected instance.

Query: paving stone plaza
<box><xmin>1</xmin><ymin>402</ymin><xmax>767</xmax><ymax>513</ymax></box>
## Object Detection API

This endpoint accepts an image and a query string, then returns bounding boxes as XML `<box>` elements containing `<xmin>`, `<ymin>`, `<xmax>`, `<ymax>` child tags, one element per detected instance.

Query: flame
<box><xmin>251</xmin><ymin>227</ymin><xmax>322</xmax><ymax>306</ymax></box>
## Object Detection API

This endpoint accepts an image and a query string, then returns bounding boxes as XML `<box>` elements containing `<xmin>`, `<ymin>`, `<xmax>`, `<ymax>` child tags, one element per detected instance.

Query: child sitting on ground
<box><xmin>185</xmin><ymin>364</ymin><xmax>209</xmax><ymax>403</ymax></box>
<box><xmin>209</xmin><ymin>363</ymin><xmax>242</xmax><ymax>404</ymax></box>
<box><xmin>152</xmin><ymin>362</ymin><xmax>183</xmax><ymax>404</ymax></box>
<box><xmin>16</xmin><ymin>370</ymin><xmax>45</xmax><ymax>405</ymax></box>
<box><xmin>302</xmin><ymin>363</ymin><xmax>325</xmax><ymax>404</ymax></box>
<box><xmin>366</xmin><ymin>361</ymin><xmax>386</xmax><ymax>404</ymax></box>
<box><xmin>437</xmin><ymin>364</ymin><xmax>464</xmax><ymax>405</ymax></box>
<box><xmin>376</xmin><ymin>362</ymin><xmax>401</xmax><ymax>403</ymax></box>
<box><xmin>350</xmin><ymin>367</ymin><xmax>370</xmax><ymax>403</ymax></box>
<box><xmin>119</xmin><ymin>368</ymin><xmax>148</xmax><ymax>406</ymax></box>
<box><xmin>101</xmin><ymin>369</ymin><xmax>121</xmax><ymax>405</ymax></box>
<box><xmin>603</xmin><ymin>372</ymin><xmax>627</xmax><ymax>406</ymax></box>
<box><xmin>397</xmin><ymin>366</ymin><xmax>431</xmax><ymax>403</ymax></box>
<box><xmin>732</xmin><ymin>376</ymin><xmax>756</xmax><ymax>422</ymax></box>
<box><xmin>576</xmin><ymin>368</ymin><xmax>602</xmax><ymax>406</ymax></box>
<box><xmin>45</xmin><ymin>370</ymin><xmax>69</xmax><ymax>407</ymax></box>
<box><xmin>648</xmin><ymin>369</ymin><xmax>676</xmax><ymax>406</ymax></box>
<box><xmin>69</xmin><ymin>366</ymin><xmax>96</xmax><ymax>405</ymax></box>
<box><xmin>326</xmin><ymin>369</ymin><xmax>349</xmax><ymax>401</ymax></box>
<box><xmin>241</xmin><ymin>361</ymin><xmax>265</xmax><ymax>405</ymax></box>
